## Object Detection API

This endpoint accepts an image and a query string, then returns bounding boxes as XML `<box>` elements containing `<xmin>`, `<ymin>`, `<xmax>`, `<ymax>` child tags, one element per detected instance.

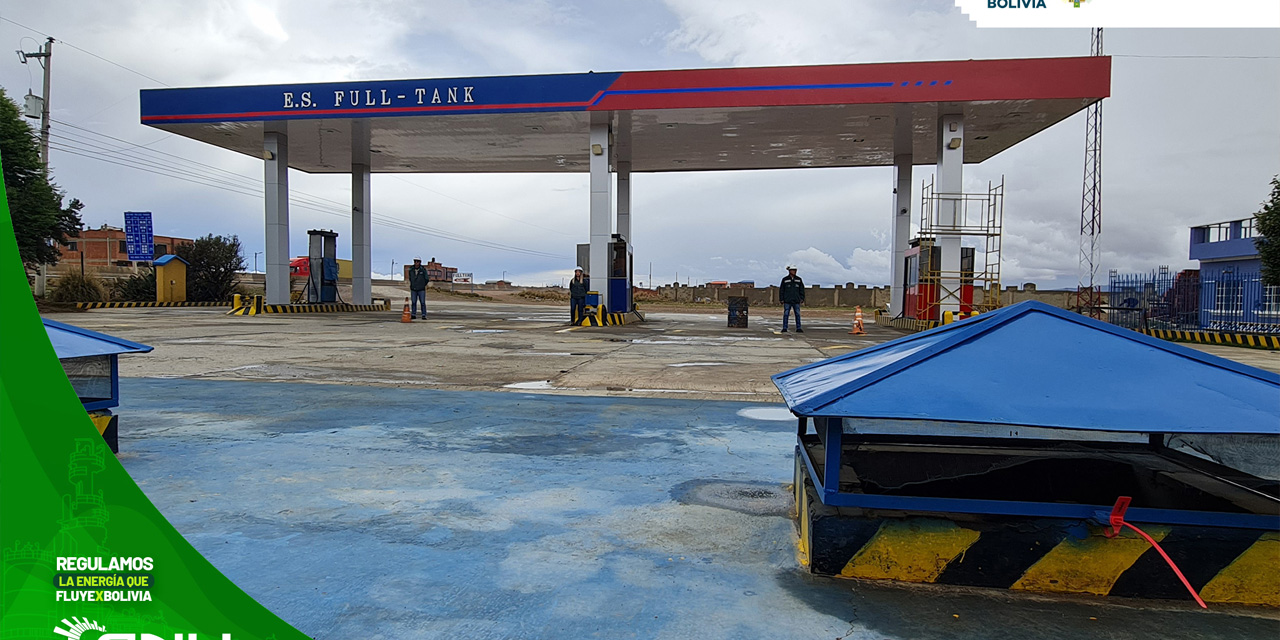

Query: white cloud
<box><xmin>785</xmin><ymin>246</ymin><xmax>890</xmax><ymax>287</ymax></box>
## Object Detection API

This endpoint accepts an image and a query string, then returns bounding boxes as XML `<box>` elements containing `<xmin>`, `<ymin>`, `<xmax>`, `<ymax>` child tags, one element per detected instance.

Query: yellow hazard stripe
<box><xmin>1140</xmin><ymin>328</ymin><xmax>1279</xmax><ymax>351</ymax></box>
<box><xmin>76</xmin><ymin>301</ymin><xmax>231</xmax><ymax>309</ymax></box>
<box><xmin>840</xmin><ymin>519</ymin><xmax>981</xmax><ymax>583</ymax></box>
<box><xmin>1199</xmin><ymin>532</ymin><xmax>1280</xmax><ymax>607</ymax></box>
<box><xmin>796</xmin><ymin>473</ymin><xmax>811</xmax><ymax>569</ymax></box>
<box><xmin>88</xmin><ymin>412</ymin><xmax>113</xmax><ymax>436</ymax></box>
<box><xmin>1011</xmin><ymin>526</ymin><xmax>1170</xmax><ymax>596</ymax></box>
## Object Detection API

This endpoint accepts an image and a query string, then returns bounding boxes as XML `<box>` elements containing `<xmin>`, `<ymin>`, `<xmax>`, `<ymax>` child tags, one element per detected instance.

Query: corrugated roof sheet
<box><xmin>43</xmin><ymin>318</ymin><xmax>154</xmax><ymax>359</ymax></box>
<box><xmin>772</xmin><ymin>301</ymin><xmax>1280</xmax><ymax>435</ymax></box>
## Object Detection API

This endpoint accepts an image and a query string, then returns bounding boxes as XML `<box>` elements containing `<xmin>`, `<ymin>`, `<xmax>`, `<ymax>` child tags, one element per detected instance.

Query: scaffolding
<box><xmin>917</xmin><ymin>176</ymin><xmax>1004</xmax><ymax>317</ymax></box>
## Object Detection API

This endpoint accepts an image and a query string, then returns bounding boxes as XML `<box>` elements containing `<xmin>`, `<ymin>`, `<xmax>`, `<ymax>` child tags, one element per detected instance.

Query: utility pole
<box><xmin>18</xmin><ymin>38</ymin><xmax>54</xmax><ymax>166</ymax></box>
<box><xmin>38</xmin><ymin>38</ymin><xmax>52</xmax><ymax>167</ymax></box>
<box><xmin>19</xmin><ymin>37</ymin><xmax>54</xmax><ymax>295</ymax></box>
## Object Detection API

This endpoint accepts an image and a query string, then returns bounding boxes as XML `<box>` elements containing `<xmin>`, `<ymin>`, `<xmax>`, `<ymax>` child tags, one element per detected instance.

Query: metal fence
<box><xmin>1107</xmin><ymin>267</ymin><xmax>1280</xmax><ymax>334</ymax></box>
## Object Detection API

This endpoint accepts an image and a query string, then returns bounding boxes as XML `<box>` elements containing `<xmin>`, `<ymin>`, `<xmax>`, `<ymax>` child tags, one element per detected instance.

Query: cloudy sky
<box><xmin>2</xmin><ymin>1</ymin><xmax>1276</xmax><ymax>288</ymax></box>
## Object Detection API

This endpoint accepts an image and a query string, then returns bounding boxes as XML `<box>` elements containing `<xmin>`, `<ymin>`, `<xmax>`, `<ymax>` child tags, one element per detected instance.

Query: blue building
<box><xmin>1189</xmin><ymin>218</ymin><xmax>1277</xmax><ymax>333</ymax></box>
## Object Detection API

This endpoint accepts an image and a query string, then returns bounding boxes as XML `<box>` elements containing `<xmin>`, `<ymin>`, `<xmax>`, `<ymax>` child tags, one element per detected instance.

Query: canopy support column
<box><xmin>589</xmin><ymin>118</ymin><xmax>612</xmax><ymax>312</ymax></box>
<box><xmin>936</xmin><ymin>113</ymin><xmax>964</xmax><ymax>317</ymax></box>
<box><xmin>264</xmin><ymin>130</ymin><xmax>290</xmax><ymax>305</ymax></box>
<box><xmin>351</xmin><ymin>120</ymin><xmax>372</xmax><ymax>305</ymax></box>
<box><xmin>889</xmin><ymin>106</ymin><xmax>914</xmax><ymax>317</ymax></box>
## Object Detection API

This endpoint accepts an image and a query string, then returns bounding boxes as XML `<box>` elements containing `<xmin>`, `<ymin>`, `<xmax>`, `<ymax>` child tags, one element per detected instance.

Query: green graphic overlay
<box><xmin>1</xmin><ymin>157</ymin><xmax>307</xmax><ymax>638</ymax></box>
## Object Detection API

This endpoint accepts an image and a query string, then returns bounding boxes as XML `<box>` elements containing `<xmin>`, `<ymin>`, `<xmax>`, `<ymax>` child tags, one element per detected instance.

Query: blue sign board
<box><xmin>123</xmin><ymin>212</ymin><xmax>154</xmax><ymax>262</ymax></box>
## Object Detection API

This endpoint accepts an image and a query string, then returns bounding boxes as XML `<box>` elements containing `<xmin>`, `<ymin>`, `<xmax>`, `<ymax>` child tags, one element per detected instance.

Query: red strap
<box><xmin>1104</xmin><ymin>496</ymin><xmax>1131</xmax><ymax>538</ymax></box>
<box><xmin>1105</xmin><ymin>496</ymin><xmax>1207</xmax><ymax>609</ymax></box>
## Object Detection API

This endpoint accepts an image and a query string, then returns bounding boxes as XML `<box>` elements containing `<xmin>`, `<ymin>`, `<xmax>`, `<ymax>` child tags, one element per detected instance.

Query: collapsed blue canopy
<box><xmin>43</xmin><ymin>318</ymin><xmax>154</xmax><ymax>359</ymax></box>
<box><xmin>772</xmin><ymin>301</ymin><xmax>1280</xmax><ymax>434</ymax></box>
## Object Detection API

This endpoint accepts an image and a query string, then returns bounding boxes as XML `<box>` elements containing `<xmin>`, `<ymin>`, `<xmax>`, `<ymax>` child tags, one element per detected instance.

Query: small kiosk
<box><xmin>153</xmin><ymin>254</ymin><xmax>188</xmax><ymax>303</ymax></box>
<box><xmin>43</xmin><ymin>319</ymin><xmax>153</xmax><ymax>453</ymax></box>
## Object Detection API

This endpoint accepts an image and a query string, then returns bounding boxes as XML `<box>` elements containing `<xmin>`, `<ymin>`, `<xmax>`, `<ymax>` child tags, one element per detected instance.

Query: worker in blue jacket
<box><xmin>407</xmin><ymin>257</ymin><xmax>430</xmax><ymax>319</ymax></box>
<box><xmin>779</xmin><ymin>265</ymin><xmax>805</xmax><ymax>333</ymax></box>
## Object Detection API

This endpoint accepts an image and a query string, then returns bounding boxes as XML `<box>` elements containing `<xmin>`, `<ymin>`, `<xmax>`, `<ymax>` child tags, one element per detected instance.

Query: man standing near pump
<box><xmin>780</xmin><ymin>265</ymin><xmax>805</xmax><ymax>333</ymax></box>
<box><xmin>407</xmin><ymin>257</ymin><xmax>430</xmax><ymax>320</ymax></box>
<box><xmin>569</xmin><ymin>267</ymin><xmax>589</xmax><ymax>324</ymax></box>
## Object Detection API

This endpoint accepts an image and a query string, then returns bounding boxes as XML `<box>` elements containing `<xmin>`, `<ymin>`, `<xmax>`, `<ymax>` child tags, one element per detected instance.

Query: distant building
<box><xmin>1189</xmin><ymin>218</ymin><xmax>1276</xmax><ymax>330</ymax></box>
<box><xmin>706</xmin><ymin>281</ymin><xmax>729</xmax><ymax>289</ymax></box>
<box><xmin>58</xmin><ymin>225</ymin><xmax>194</xmax><ymax>268</ymax></box>
<box><xmin>403</xmin><ymin>257</ymin><xmax>457</xmax><ymax>283</ymax></box>
<box><xmin>1190</xmin><ymin>218</ymin><xmax>1261</xmax><ymax>273</ymax></box>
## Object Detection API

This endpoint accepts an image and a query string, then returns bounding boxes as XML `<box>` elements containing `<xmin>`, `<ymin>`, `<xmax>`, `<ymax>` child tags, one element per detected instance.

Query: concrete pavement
<box><xmin>116</xmin><ymin>379</ymin><xmax>1277</xmax><ymax>639</ymax></box>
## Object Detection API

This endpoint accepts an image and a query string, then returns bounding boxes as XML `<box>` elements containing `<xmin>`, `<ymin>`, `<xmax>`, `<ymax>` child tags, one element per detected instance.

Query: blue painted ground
<box><xmin>117</xmin><ymin>379</ymin><xmax>1275</xmax><ymax>639</ymax></box>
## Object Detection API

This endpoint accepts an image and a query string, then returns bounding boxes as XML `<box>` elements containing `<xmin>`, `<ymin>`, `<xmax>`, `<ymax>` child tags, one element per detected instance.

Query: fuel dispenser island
<box><xmin>576</xmin><ymin>233</ymin><xmax>633</xmax><ymax>314</ymax></box>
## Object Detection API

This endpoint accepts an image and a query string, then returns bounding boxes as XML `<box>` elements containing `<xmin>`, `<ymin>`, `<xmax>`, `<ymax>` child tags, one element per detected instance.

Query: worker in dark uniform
<box><xmin>569</xmin><ymin>266</ymin><xmax>589</xmax><ymax>324</ymax></box>
<box><xmin>779</xmin><ymin>265</ymin><xmax>805</xmax><ymax>333</ymax></box>
<box><xmin>407</xmin><ymin>257</ymin><xmax>430</xmax><ymax>320</ymax></box>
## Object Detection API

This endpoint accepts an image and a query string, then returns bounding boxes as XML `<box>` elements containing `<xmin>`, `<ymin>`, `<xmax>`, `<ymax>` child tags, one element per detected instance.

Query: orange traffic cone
<box><xmin>401</xmin><ymin>297</ymin><xmax>412</xmax><ymax>323</ymax></box>
<box><xmin>849</xmin><ymin>306</ymin><xmax>867</xmax><ymax>335</ymax></box>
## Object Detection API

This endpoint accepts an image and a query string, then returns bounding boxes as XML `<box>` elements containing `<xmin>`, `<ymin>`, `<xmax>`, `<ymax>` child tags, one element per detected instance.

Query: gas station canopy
<box><xmin>140</xmin><ymin>56</ymin><xmax>1110</xmax><ymax>174</ymax></box>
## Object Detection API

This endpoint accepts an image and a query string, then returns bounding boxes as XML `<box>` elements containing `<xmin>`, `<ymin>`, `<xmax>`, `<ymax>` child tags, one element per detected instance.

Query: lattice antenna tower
<box><xmin>1077</xmin><ymin>27</ymin><xmax>1104</xmax><ymax>316</ymax></box>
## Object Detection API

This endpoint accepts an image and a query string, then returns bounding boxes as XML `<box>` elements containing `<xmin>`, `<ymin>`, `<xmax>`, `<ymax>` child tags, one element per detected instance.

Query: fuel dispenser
<box><xmin>575</xmin><ymin>234</ymin><xmax>632</xmax><ymax>313</ymax></box>
<box><xmin>307</xmin><ymin>229</ymin><xmax>339</xmax><ymax>303</ymax></box>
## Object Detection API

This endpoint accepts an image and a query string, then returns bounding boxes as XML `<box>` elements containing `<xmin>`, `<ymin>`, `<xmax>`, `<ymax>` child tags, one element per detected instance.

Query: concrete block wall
<box><xmin>978</xmin><ymin>284</ymin><xmax>1110</xmax><ymax>309</ymax></box>
<box><xmin>655</xmin><ymin>283</ymin><xmax>891</xmax><ymax>308</ymax></box>
<box><xmin>655</xmin><ymin>283</ymin><xmax>1102</xmax><ymax>311</ymax></box>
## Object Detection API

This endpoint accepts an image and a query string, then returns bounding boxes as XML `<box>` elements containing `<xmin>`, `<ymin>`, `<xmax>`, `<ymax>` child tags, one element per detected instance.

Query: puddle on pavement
<box><xmin>504</xmin><ymin>381</ymin><xmax>557</xmax><ymax>390</ymax></box>
<box><xmin>670</xmin><ymin>479</ymin><xmax>791</xmax><ymax>516</ymax></box>
<box><xmin>737</xmin><ymin>406</ymin><xmax>794</xmax><ymax>421</ymax></box>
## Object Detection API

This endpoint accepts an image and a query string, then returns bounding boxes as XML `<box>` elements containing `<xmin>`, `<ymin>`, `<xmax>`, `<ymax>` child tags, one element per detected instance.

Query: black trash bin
<box><xmin>727</xmin><ymin>296</ymin><xmax>749</xmax><ymax>328</ymax></box>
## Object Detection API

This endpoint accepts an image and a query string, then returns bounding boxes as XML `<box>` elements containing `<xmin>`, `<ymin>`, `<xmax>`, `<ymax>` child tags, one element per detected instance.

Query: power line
<box><xmin>52</xmin><ymin>118</ymin><xmax>574</xmax><ymax>254</ymax></box>
<box><xmin>46</xmin><ymin>135</ymin><xmax>568</xmax><ymax>259</ymax></box>
<box><xmin>0</xmin><ymin>16</ymin><xmax>171</xmax><ymax>86</ymax></box>
<box><xmin>0</xmin><ymin>18</ymin><xmax>572</xmax><ymax>258</ymax></box>
<box><xmin>389</xmin><ymin>175</ymin><xmax>574</xmax><ymax>237</ymax></box>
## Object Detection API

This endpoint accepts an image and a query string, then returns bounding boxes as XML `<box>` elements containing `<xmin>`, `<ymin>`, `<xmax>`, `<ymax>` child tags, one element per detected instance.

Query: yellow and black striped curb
<box><xmin>1141</xmin><ymin>328</ymin><xmax>1280</xmax><ymax>351</ymax></box>
<box><xmin>228</xmin><ymin>302</ymin><xmax>390</xmax><ymax>315</ymax></box>
<box><xmin>795</xmin><ymin>479</ymin><xmax>1279</xmax><ymax>606</ymax></box>
<box><xmin>263</xmin><ymin>303</ymin><xmax>390</xmax><ymax>313</ymax></box>
<box><xmin>575</xmin><ymin>311</ymin><xmax>645</xmax><ymax>327</ymax></box>
<box><xmin>75</xmin><ymin>301</ymin><xmax>232</xmax><ymax>309</ymax></box>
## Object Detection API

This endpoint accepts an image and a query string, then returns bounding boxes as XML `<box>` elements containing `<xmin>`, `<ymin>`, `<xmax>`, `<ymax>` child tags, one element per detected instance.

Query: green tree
<box><xmin>0</xmin><ymin>87</ymin><xmax>82</xmax><ymax>271</ymax></box>
<box><xmin>1255</xmin><ymin>176</ymin><xmax>1280</xmax><ymax>286</ymax></box>
<box><xmin>176</xmin><ymin>234</ymin><xmax>244</xmax><ymax>301</ymax></box>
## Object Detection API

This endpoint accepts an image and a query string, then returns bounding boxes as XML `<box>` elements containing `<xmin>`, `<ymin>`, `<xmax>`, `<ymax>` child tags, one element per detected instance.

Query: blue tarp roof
<box><xmin>43</xmin><ymin>318</ymin><xmax>154</xmax><ymax>359</ymax></box>
<box><xmin>772</xmin><ymin>301</ymin><xmax>1280</xmax><ymax>435</ymax></box>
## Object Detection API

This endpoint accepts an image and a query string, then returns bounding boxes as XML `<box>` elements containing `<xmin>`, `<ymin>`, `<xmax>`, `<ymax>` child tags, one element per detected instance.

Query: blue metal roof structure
<box><xmin>773</xmin><ymin>301</ymin><xmax>1280</xmax><ymax>435</ymax></box>
<box><xmin>43</xmin><ymin>318</ymin><xmax>154</xmax><ymax>359</ymax></box>
<box><xmin>153</xmin><ymin>254</ymin><xmax>188</xmax><ymax>267</ymax></box>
